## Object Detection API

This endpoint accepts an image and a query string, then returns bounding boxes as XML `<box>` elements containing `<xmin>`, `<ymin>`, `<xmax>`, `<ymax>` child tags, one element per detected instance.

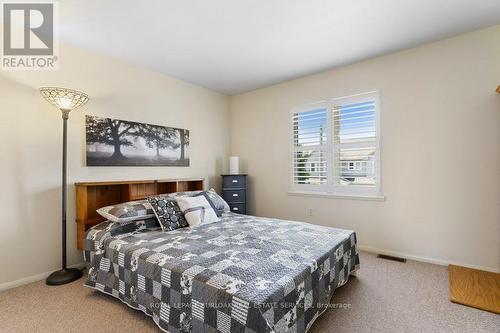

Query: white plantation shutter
<box><xmin>332</xmin><ymin>94</ymin><xmax>380</xmax><ymax>195</ymax></box>
<box><xmin>292</xmin><ymin>105</ymin><xmax>329</xmax><ymax>190</ymax></box>
<box><xmin>291</xmin><ymin>92</ymin><xmax>381</xmax><ymax>196</ymax></box>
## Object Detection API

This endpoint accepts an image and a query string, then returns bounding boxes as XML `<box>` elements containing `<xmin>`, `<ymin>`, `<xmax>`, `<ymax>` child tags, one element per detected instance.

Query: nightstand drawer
<box><xmin>229</xmin><ymin>203</ymin><xmax>246</xmax><ymax>214</ymax></box>
<box><xmin>223</xmin><ymin>189</ymin><xmax>246</xmax><ymax>203</ymax></box>
<box><xmin>223</xmin><ymin>175</ymin><xmax>246</xmax><ymax>189</ymax></box>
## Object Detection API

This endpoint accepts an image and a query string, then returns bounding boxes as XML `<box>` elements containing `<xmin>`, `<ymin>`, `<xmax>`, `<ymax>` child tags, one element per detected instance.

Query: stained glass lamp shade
<box><xmin>39</xmin><ymin>87</ymin><xmax>89</xmax><ymax>111</ymax></box>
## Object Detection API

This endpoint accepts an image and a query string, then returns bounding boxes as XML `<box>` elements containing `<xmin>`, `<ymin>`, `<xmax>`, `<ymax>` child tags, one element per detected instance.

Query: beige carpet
<box><xmin>1</xmin><ymin>251</ymin><xmax>498</xmax><ymax>333</ymax></box>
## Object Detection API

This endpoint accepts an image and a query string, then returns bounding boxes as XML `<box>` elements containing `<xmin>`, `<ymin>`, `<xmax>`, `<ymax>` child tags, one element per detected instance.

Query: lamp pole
<box><xmin>61</xmin><ymin>109</ymin><xmax>69</xmax><ymax>270</ymax></box>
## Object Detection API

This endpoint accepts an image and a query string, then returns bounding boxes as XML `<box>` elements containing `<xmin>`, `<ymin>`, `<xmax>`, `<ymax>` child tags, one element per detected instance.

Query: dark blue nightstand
<box><xmin>221</xmin><ymin>174</ymin><xmax>247</xmax><ymax>214</ymax></box>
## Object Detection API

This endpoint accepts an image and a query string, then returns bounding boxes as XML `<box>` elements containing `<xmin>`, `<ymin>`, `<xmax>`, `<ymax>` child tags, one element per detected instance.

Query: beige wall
<box><xmin>0</xmin><ymin>44</ymin><xmax>230</xmax><ymax>287</ymax></box>
<box><xmin>230</xmin><ymin>26</ymin><xmax>500</xmax><ymax>272</ymax></box>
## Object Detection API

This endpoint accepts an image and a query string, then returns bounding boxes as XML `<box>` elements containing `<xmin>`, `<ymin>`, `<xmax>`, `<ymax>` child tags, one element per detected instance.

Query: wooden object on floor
<box><xmin>449</xmin><ymin>264</ymin><xmax>500</xmax><ymax>314</ymax></box>
<box><xmin>75</xmin><ymin>178</ymin><xmax>204</xmax><ymax>250</ymax></box>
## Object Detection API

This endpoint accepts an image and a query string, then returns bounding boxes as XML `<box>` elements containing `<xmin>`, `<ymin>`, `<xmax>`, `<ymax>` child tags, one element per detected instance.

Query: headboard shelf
<box><xmin>75</xmin><ymin>178</ymin><xmax>205</xmax><ymax>250</ymax></box>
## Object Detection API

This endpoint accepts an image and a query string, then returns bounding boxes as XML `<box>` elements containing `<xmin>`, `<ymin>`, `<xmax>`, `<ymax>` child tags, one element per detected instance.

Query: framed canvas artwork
<box><xmin>85</xmin><ymin>115</ymin><xmax>189</xmax><ymax>166</ymax></box>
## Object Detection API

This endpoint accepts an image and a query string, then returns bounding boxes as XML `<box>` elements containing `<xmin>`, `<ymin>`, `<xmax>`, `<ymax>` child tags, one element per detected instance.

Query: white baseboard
<box><xmin>0</xmin><ymin>263</ymin><xmax>86</xmax><ymax>292</ymax></box>
<box><xmin>357</xmin><ymin>245</ymin><xmax>500</xmax><ymax>273</ymax></box>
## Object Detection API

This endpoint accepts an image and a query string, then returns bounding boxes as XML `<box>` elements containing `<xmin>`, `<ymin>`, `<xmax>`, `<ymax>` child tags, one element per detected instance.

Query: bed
<box><xmin>84</xmin><ymin>212</ymin><xmax>359</xmax><ymax>332</ymax></box>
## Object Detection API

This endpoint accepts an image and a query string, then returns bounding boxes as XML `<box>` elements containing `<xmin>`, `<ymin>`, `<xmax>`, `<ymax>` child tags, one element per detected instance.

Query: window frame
<box><xmin>289</xmin><ymin>91</ymin><xmax>382</xmax><ymax>199</ymax></box>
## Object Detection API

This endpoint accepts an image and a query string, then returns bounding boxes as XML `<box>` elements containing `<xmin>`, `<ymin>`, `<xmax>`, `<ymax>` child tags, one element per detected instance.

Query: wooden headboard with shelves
<box><xmin>75</xmin><ymin>178</ymin><xmax>204</xmax><ymax>250</ymax></box>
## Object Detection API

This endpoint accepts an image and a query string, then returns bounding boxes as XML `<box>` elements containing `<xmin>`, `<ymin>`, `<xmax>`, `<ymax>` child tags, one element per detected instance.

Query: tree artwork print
<box><xmin>85</xmin><ymin>115</ymin><xmax>189</xmax><ymax>166</ymax></box>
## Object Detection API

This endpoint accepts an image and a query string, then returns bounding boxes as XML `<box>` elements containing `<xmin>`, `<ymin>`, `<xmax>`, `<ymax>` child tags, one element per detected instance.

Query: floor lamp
<box><xmin>40</xmin><ymin>87</ymin><xmax>89</xmax><ymax>286</ymax></box>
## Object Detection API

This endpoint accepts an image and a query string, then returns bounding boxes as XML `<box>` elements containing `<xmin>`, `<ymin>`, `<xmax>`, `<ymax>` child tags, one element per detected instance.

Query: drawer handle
<box><xmin>232</xmin><ymin>193</ymin><xmax>238</xmax><ymax>197</ymax></box>
<box><xmin>233</xmin><ymin>207</ymin><xmax>239</xmax><ymax>211</ymax></box>
<box><xmin>232</xmin><ymin>180</ymin><xmax>238</xmax><ymax>183</ymax></box>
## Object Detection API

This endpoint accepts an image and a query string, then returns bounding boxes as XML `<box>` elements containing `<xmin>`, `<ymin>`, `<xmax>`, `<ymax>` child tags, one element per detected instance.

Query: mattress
<box><xmin>84</xmin><ymin>212</ymin><xmax>359</xmax><ymax>332</ymax></box>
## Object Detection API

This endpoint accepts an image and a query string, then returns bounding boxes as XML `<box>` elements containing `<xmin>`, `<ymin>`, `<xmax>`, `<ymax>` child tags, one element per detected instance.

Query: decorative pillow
<box><xmin>194</xmin><ymin>189</ymin><xmax>230</xmax><ymax>216</ymax></box>
<box><xmin>147</xmin><ymin>196</ymin><xmax>189</xmax><ymax>232</ymax></box>
<box><xmin>96</xmin><ymin>200</ymin><xmax>155</xmax><ymax>223</ymax></box>
<box><xmin>175</xmin><ymin>196</ymin><xmax>220</xmax><ymax>227</ymax></box>
<box><xmin>165</xmin><ymin>190</ymin><xmax>203</xmax><ymax>198</ymax></box>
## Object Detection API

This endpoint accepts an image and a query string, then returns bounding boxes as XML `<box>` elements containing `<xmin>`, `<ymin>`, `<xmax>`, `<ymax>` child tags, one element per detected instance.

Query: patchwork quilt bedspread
<box><xmin>84</xmin><ymin>212</ymin><xmax>359</xmax><ymax>333</ymax></box>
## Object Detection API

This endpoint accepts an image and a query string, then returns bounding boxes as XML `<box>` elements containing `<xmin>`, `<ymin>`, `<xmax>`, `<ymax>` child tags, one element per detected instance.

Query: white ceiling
<box><xmin>59</xmin><ymin>0</ymin><xmax>500</xmax><ymax>95</ymax></box>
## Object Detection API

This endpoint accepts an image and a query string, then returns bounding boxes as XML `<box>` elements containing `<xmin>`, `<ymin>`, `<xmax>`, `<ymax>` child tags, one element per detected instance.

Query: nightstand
<box><xmin>221</xmin><ymin>175</ymin><xmax>247</xmax><ymax>214</ymax></box>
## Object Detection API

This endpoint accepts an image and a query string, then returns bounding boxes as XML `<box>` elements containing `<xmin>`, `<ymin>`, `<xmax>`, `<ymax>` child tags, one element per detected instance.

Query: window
<box><xmin>291</xmin><ymin>92</ymin><xmax>381</xmax><ymax>197</ymax></box>
<box><xmin>292</xmin><ymin>106</ymin><xmax>329</xmax><ymax>189</ymax></box>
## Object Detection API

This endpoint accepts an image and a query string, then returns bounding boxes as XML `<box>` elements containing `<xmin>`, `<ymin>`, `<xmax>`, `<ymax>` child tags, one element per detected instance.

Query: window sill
<box><xmin>288</xmin><ymin>191</ymin><xmax>385</xmax><ymax>201</ymax></box>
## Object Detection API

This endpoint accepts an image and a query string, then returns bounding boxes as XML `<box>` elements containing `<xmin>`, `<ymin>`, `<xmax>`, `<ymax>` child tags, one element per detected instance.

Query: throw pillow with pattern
<box><xmin>175</xmin><ymin>196</ymin><xmax>220</xmax><ymax>227</ymax></box>
<box><xmin>165</xmin><ymin>190</ymin><xmax>203</xmax><ymax>198</ymax></box>
<box><xmin>194</xmin><ymin>189</ymin><xmax>230</xmax><ymax>216</ymax></box>
<box><xmin>148</xmin><ymin>196</ymin><xmax>189</xmax><ymax>232</ymax></box>
<box><xmin>96</xmin><ymin>200</ymin><xmax>155</xmax><ymax>224</ymax></box>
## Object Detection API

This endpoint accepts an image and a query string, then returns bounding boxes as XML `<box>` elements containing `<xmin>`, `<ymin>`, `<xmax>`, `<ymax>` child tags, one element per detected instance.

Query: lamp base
<box><xmin>46</xmin><ymin>268</ymin><xmax>82</xmax><ymax>286</ymax></box>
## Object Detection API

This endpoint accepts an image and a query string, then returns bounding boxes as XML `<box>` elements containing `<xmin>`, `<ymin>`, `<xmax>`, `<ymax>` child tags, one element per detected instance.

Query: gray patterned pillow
<box><xmin>147</xmin><ymin>196</ymin><xmax>189</xmax><ymax>232</ymax></box>
<box><xmin>194</xmin><ymin>189</ymin><xmax>229</xmax><ymax>216</ymax></box>
<box><xmin>165</xmin><ymin>190</ymin><xmax>203</xmax><ymax>198</ymax></box>
<box><xmin>96</xmin><ymin>200</ymin><xmax>155</xmax><ymax>223</ymax></box>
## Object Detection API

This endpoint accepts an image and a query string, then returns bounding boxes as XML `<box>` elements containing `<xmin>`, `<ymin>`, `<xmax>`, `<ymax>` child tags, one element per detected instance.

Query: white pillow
<box><xmin>175</xmin><ymin>196</ymin><xmax>220</xmax><ymax>227</ymax></box>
